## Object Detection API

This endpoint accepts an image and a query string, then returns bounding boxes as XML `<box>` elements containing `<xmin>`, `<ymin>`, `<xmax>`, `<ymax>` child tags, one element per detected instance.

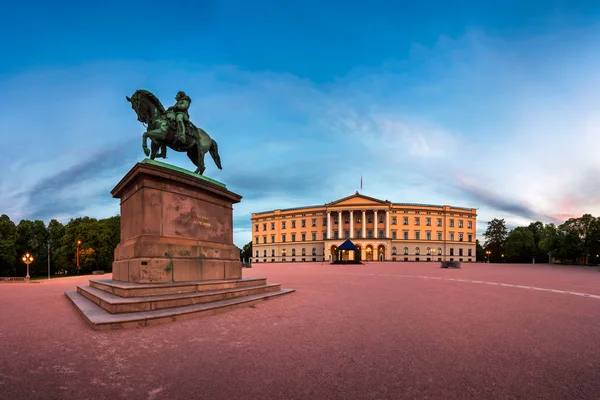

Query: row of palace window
<box><xmin>255</xmin><ymin>231</ymin><xmax>473</xmax><ymax>244</ymax></box>
<box><xmin>255</xmin><ymin>217</ymin><xmax>473</xmax><ymax>231</ymax></box>
<box><xmin>390</xmin><ymin>247</ymin><xmax>472</xmax><ymax>256</ymax></box>
<box><xmin>256</xmin><ymin>248</ymin><xmax>318</xmax><ymax>257</ymax></box>
<box><xmin>254</xmin><ymin>258</ymin><xmax>472</xmax><ymax>263</ymax></box>
<box><xmin>254</xmin><ymin>247</ymin><xmax>472</xmax><ymax>257</ymax></box>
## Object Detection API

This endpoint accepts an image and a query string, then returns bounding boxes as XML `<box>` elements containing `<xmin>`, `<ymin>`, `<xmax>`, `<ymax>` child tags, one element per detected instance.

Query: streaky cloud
<box><xmin>455</xmin><ymin>176</ymin><xmax>563</xmax><ymax>225</ymax></box>
<box><xmin>24</xmin><ymin>138</ymin><xmax>139</xmax><ymax>221</ymax></box>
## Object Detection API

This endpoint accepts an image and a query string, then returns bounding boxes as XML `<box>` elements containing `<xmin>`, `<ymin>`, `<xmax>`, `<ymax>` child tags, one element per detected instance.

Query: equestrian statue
<box><xmin>126</xmin><ymin>90</ymin><xmax>222</xmax><ymax>175</ymax></box>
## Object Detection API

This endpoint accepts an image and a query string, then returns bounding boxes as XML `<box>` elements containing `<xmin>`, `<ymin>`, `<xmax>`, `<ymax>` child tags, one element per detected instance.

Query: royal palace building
<box><xmin>250</xmin><ymin>192</ymin><xmax>477</xmax><ymax>263</ymax></box>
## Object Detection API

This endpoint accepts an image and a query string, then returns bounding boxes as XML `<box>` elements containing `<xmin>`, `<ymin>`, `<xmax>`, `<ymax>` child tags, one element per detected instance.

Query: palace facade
<box><xmin>250</xmin><ymin>192</ymin><xmax>477</xmax><ymax>263</ymax></box>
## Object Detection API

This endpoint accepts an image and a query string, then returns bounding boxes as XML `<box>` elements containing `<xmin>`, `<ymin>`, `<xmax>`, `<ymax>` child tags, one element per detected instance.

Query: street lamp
<box><xmin>76</xmin><ymin>240</ymin><xmax>82</xmax><ymax>273</ymax></box>
<box><xmin>22</xmin><ymin>252</ymin><xmax>34</xmax><ymax>280</ymax></box>
<box><xmin>501</xmin><ymin>253</ymin><xmax>505</xmax><ymax>263</ymax></box>
<box><xmin>485</xmin><ymin>250</ymin><xmax>491</xmax><ymax>263</ymax></box>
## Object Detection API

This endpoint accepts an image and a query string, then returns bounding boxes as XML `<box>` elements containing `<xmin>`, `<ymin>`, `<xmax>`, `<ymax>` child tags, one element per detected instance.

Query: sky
<box><xmin>2</xmin><ymin>0</ymin><xmax>600</xmax><ymax>248</ymax></box>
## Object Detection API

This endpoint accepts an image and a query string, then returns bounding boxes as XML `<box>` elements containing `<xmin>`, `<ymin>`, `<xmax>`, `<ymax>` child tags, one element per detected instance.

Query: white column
<box><xmin>362</xmin><ymin>210</ymin><xmax>366</xmax><ymax>238</ymax></box>
<box><xmin>385</xmin><ymin>210</ymin><xmax>390</xmax><ymax>238</ymax></box>
<box><xmin>374</xmin><ymin>210</ymin><xmax>378</xmax><ymax>238</ymax></box>
<box><xmin>350</xmin><ymin>210</ymin><xmax>354</xmax><ymax>238</ymax></box>
<box><xmin>338</xmin><ymin>210</ymin><xmax>342</xmax><ymax>239</ymax></box>
<box><xmin>327</xmin><ymin>211</ymin><xmax>331</xmax><ymax>239</ymax></box>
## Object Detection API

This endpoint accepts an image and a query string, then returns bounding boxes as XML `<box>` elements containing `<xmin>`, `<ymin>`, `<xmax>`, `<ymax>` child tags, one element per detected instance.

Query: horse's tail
<box><xmin>209</xmin><ymin>139</ymin><xmax>222</xmax><ymax>170</ymax></box>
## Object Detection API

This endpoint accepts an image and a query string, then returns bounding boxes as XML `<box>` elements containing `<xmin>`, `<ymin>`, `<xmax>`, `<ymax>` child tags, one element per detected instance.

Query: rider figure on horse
<box><xmin>166</xmin><ymin>91</ymin><xmax>191</xmax><ymax>144</ymax></box>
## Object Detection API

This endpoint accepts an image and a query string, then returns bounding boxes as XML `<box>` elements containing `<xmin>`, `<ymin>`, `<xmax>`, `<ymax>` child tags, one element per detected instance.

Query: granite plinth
<box><xmin>111</xmin><ymin>160</ymin><xmax>243</xmax><ymax>283</ymax></box>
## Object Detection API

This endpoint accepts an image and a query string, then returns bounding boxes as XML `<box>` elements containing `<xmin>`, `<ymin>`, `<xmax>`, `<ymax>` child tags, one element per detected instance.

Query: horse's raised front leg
<box><xmin>142</xmin><ymin>128</ymin><xmax>167</xmax><ymax>157</ymax></box>
<box><xmin>142</xmin><ymin>132</ymin><xmax>150</xmax><ymax>157</ymax></box>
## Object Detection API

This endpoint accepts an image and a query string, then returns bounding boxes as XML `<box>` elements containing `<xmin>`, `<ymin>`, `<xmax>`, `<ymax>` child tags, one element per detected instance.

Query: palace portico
<box><xmin>251</xmin><ymin>192</ymin><xmax>477</xmax><ymax>263</ymax></box>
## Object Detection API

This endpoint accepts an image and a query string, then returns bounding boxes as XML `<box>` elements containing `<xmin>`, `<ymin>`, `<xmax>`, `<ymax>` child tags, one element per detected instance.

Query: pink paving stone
<box><xmin>1</xmin><ymin>262</ymin><xmax>600</xmax><ymax>399</ymax></box>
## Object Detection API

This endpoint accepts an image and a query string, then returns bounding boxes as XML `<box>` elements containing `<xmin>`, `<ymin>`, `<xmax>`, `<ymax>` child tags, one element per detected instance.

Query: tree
<box><xmin>504</xmin><ymin>227</ymin><xmax>535</xmax><ymax>262</ymax></box>
<box><xmin>557</xmin><ymin>215</ymin><xmax>597</xmax><ymax>264</ymax></box>
<box><xmin>587</xmin><ymin>218</ymin><xmax>600</xmax><ymax>265</ymax></box>
<box><xmin>527</xmin><ymin>221</ymin><xmax>547</xmax><ymax>262</ymax></box>
<box><xmin>15</xmin><ymin>219</ymin><xmax>49</xmax><ymax>277</ymax></box>
<box><xmin>47</xmin><ymin>219</ymin><xmax>65</xmax><ymax>275</ymax></box>
<box><xmin>483</xmin><ymin>218</ymin><xmax>508</xmax><ymax>262</ymax></box>
<box><xmin>240</xmin><ymin>241</ymin><xmax>252</xmax><ymax>261</ymax></box>
<box><xmin>0</xmin><ymin>214</ymin><xmax>18</xmax><ymax>276</ymax></box>
<box><xmin>79</xmin><ymin>248</ymin><xmax>96</xmax><ymax>272</ymax></box>
<box><xmin>475</xmin><ymin>239</ymin><xmax>485</xmax><ymax>262</ymax></box>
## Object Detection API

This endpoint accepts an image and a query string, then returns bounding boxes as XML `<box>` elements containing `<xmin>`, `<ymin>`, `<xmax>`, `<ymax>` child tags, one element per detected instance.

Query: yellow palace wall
<box><xmin>250</xmin><ymin>193</ymin><xmax>477</xmax><ymax>263</ymax></box>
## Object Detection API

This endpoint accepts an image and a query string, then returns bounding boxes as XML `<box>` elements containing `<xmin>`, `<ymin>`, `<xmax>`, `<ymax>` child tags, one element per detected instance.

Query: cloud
<box><xmin>4</xmin><ymin>25</ymin><xmax>600</xmax><ymax>248</ymax></box>
<box><xmin>331</xmin><ymin>27</ymin><xmax>600</xmax><ymax>235</ymax></box>
<box><xmin>22</xmin><ymin>138</ymin><xmax>139</xmax><ymax>221</ymax></box>
<box><xmin>452</xmin><ymin>176</ymin><xmax>562</xmax><ymax>224</ymax></box>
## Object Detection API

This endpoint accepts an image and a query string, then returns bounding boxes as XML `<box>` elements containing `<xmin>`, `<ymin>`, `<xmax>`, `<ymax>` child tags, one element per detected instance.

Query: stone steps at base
<box><xmin>89</xmin><ymin>277</ymin><xmax>268</xmax><ymax>298</ymax></box>
<box><xmin>77</xmin><ymin>283</ymin><xmax>282</xmax><ymax>314</ymax></box>
<box><xmin>65</xmin><ymin>288</ymin><xmax>295</xmax><ymax>330</ymax></box>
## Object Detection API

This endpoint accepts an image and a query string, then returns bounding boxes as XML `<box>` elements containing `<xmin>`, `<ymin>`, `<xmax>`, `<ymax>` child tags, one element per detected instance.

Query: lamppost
<box><xmin>76</xmin><ymin>240</ymin><xmax>82</xmax><ymax>273</ymax></box>
<box><xmin>22</xmin><ymin>252</ymin><xmax>34</xmax><ymax>280</ymax></box>
<box><xmin>501</xmin><ymin>253</ymin><xmax>505</xmax><ymax>263</ymax></box>
<box><xmin>485</xmin><ymin>250</ymin><xmax>491</xmax><ymax>263</ymax></box>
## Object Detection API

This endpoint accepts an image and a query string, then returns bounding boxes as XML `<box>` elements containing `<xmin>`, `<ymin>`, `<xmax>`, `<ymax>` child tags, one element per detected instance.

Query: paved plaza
<box><xmin>1</xmin><ymin>262</ymin><xmax>599</xmax><ymax>399</ymax></box>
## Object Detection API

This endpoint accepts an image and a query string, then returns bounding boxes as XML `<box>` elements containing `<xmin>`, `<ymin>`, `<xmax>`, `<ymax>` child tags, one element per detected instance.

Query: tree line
<box><xmin>480</xmin><ymin>213</ymin><xmax>600</xmax><ymax>265</ymax></box>
<box><xmin>2</xmin><ymin>211</ymin><xmax>597</xmax><ymax>277</ymax></box>
<box><xmin>0</xmin><ymin>214</ymin><xmax>120</xmax><ymax>278</ymax></box>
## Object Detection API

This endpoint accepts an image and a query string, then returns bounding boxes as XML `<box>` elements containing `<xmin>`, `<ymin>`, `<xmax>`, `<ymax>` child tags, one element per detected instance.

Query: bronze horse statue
<box><xmin>126</xmin><ymin>90</ymin><xmax>222</xmax><ymax>175</ymax></box>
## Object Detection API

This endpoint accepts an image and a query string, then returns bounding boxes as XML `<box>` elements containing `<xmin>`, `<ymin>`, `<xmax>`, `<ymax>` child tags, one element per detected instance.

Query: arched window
<box><xmin>392</xmin><ymin>247</ymin><xmax>397</xmax><ymax>255</ymax></box>
<box><xmin>312</xmin><ymin>248</ymin><xmax>316</xmax><ymax>256</ymax></box>
<box><xmin>263</xmin><ymin>249</ymin><xmax>267</xmax><ymax>256</ymax></box>
<box><xmin>271</xmin><ymin>249</ymin><xmax>275</xmax><ymax>256</ymax></box>
<box><xmin>415</xmin><ymin>247</ymin><xmax>420</xmax><ymax>255</ymax></box>
<box><xmin>282</xmin><ymin>249</ymin><xmax>287</xmax><ymax>256</ymax></box>
<box><xmin>437</xmin><ymin>247</ymin><xmax>442</xmax><ymax>255</ymax></box>
<box><xmin>256</xmin><ymin>250</ymin><xmax>259</xmax><ymax>257</ymax></box>
<box><xmin>426</xmin><ymin>247</ymin><xmax>431</xmax><ymax>255</ymax></box>
<box><xmin>404</xmin><ymin>247</ymin><xmax>408</xmax><ymax>255</ymax></box>
<box><xmin>292</xmin><ymin>249</ymin><xmax>296</xmax><ymax>256</ymax></box>
<box><xmin>302</xmin><ymin>248</ymin><xmax>306</xmax><ymax>256</ymax></box>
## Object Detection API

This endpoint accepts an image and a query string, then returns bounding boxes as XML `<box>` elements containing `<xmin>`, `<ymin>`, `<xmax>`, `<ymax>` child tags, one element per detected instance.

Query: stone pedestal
<box><xmin>111</xmin><ymin>159</ymin><xmax>242</xmax><ymax>283</ymax></box>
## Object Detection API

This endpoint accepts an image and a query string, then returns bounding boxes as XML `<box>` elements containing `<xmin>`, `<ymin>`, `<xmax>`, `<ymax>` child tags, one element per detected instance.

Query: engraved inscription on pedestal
<box><xmin>180</xmin><ymin>214</ymin><xmax>212</xmax><ymax>227</ymax></box>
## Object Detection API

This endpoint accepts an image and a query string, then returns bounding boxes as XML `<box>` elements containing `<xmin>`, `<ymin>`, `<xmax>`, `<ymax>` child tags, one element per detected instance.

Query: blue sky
<box><xmin>2</xmin><ymin>1</ymin><xmax>600</xmax><ymax>248</ymax></box>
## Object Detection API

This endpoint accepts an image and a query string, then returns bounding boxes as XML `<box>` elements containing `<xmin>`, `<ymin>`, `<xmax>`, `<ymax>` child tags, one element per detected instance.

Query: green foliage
<box><xmin>79</xmin><ymin>248</ymin><xmax>96</xmax><ymax>270</ymax></box>
<box><xmin>504</xmin><ymin>227</ymin><xmax>535</xmax><ymax>262</ymax></box>
<box><xmin>539</xmin><ymin>223</ymin><xmax>559</xmax><ymax>255</ymax></box>
<box><xmin>478</xmin><ymin>215</ymin><xmax>600</xmax><ymax>265</ymax></box>
<box><xmin>546</xmin><ymin>214</ymin><xmax>600</xmax><ymax>264</ymax></box>
<box><xmin>15</xmin><ymin>219</ymin><xmax>49</xmax><ymax>277</ymax></box>
<box><xmin>240</xmin><ymin>241</ymin><xmax>252</xmax><ymax>261</ymax></box>
<box><xmin>527</xmin><ymin>221</ymin><xmax>547</xmax><ymax>262</ymax></box>
<box><xmin>475</xmin><ymin>239</ymin><xmax>485</xmax><ymax>262</ymax></box>
<box><xmin>483</xmin><ymin>218</ymin><xmax>508</xmax><ymax>262</ymax></box>
<box><xmin>0</xmin><ymin>214</ymin><xmax>120</xmax><ymax>277</ymax></box>
<box><xmin>0</xmin><ymin>214</ymin><xmax>18</xmax><ymax>276</ymax></box>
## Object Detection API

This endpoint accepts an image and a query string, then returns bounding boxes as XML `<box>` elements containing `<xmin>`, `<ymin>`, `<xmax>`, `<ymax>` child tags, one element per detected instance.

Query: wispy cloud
<box><xmin>330</xmin><ymin>27</ymin><xmax>600</xmax><ymax>238</ymax></box>
<box><xmin>23</xmin><ymin>138</ymin><xmax>139</xmax><ymax>221</ymax></box>
<box><xmin>452</xmin><ymin>176</ymin><xmax>562</xmax><ymax>224</ymax></box>
<box><xmin>3</xmin><ymin>24</ymin><xmax>600</xmax><ymax>247</ymax></box>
